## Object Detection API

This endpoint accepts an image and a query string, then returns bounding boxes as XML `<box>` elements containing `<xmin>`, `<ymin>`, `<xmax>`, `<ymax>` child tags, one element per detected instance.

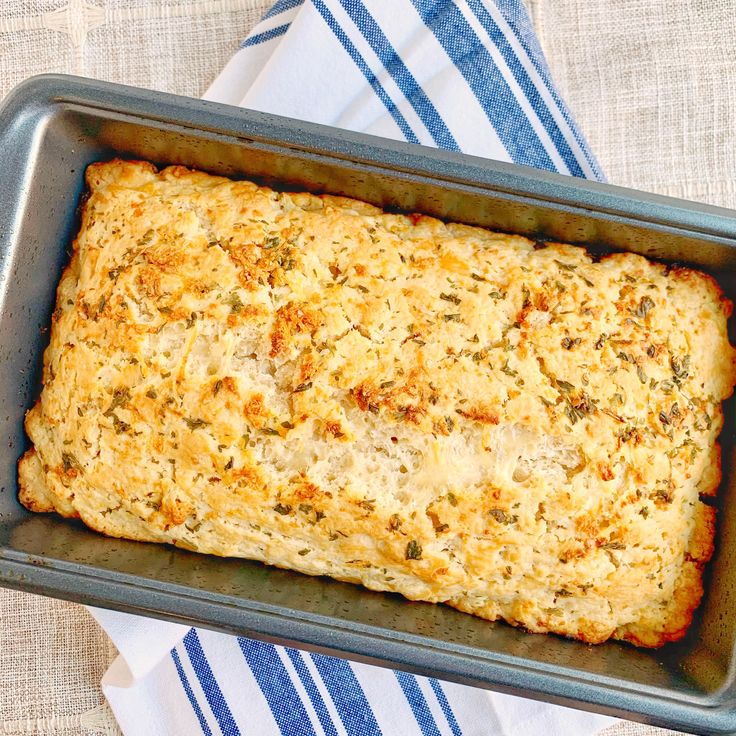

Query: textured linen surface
<box><xmin>1</xmin><ymin>0</ymin><xmax>734</xmax><ymax>734</ymax></box>
<box><xmin>526</xmin><ymin>0</ymin><xmax>736</xmax><ymax>209</ymax></box>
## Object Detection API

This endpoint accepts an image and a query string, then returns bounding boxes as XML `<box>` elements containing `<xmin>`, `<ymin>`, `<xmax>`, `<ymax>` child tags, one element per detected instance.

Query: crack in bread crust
<box><xmin>18</xmin><ymin>159</ymin><xmax>736</xmax><ymax>647</ymax></box>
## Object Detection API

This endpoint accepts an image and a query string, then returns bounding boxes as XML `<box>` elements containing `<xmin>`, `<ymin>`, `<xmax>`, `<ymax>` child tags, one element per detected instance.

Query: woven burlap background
<box><xmin>1</xmin><ymin>1</ymin><xmax>733</xmax><ymax>734</ymax></box>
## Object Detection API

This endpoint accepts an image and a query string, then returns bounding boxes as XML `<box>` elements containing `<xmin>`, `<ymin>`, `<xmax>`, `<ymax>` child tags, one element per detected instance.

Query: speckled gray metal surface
<box><xmin>0</xmin><ymin>74</ymin><xmax>735</xmax><ymax>735</ymax></box>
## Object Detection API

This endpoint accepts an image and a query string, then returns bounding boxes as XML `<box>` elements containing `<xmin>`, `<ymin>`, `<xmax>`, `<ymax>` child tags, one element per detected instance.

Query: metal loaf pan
<box><xmin>1</xmin><ymin>74</ymin><xmax>736</xmax><ymax>734</ymax></box>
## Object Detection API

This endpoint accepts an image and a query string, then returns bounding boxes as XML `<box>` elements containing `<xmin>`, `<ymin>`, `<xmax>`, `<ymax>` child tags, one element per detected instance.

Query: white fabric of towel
<box><xmin>91</xmin><ymin>1</ymin><xmax>615</xmax><ymax>735</ymax></box>
<box><xmin>91</xmin><ymin>607</ymin><xmax>615</xmax><ymax>736</ymax></box>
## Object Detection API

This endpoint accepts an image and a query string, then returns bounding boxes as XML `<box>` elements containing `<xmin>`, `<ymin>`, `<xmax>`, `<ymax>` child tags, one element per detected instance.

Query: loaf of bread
<box><xmin>19</xmin><ymin>159</ymin><xmax>736</xmax><ymax>646</ymax></box>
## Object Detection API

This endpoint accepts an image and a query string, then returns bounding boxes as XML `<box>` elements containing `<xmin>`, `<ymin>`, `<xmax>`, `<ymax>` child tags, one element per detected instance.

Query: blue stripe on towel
<box><xmin>395</xmin><ymin>672</ymin><xmax>442</xmax><ymax>736</ymax></box>
<box><xmin>464</xmin><ymin>0</ymin><xmax>583</xmax><ymax>176</ymax></box>
<box><xmin>264</xmin><ymin>0</ymin><xmax>305</xmax><ymax>19</ymax></box>
<box><xmin>241</xmin><ymin>23</ymin><xmax>291</xmax><ymax>48</ymax></box>
<box><xmin>429</xmin><ymin>679</ymin><xmax>462</xmax><ymax>736</ymax></box>
<box><xmin>239</xmin><ymin>638</ymin><xmax>318</xmax><ymax>736</ymax></box>
<box><xmin>285</xmin><ymin>648</ymin><xmax>340</xmax><ymax>736</ymax></box>
<box><xmin>492</xmin><ymin>0</ymin><xmax>604</xmax><ymax>179</ymax></box>
<box><xmin>310</xmin><ymin>652</ymin><xmax>382</xmax><ymax>735</ymax></box>
<box><xmin>337</xmin><ymin>0</ymin><xmax>460</xmax><ymax>150</ymax></box>
<box><xmin>183</xmin><ymin>630</ymin><xmax>241</xmax><ymax>736</ymax></box>
<box><xmin>411</xmin><ymin>0</ymin><xmax>556</xmax><ymax>170</ymax></box>
<box><xmin>172</xmin><ymin>647</ymin><xmax>214</xmax><ymax>736</ymax></box>
<box><xmin>312</xmin><ymin>0</ymin><xmax>420</xmax><ymax>143</ymax></box>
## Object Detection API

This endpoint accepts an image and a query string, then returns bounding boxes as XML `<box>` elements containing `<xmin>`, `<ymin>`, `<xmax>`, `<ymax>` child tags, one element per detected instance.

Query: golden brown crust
<box><xmin>18</xmin><ymin>449</ymin><xmax>55</xmax><ymax>513</ymax></box>
<box><xmin>18</xmin><ymin>159</ymin><xmax>736</xmax><ymax>647</ymax></box>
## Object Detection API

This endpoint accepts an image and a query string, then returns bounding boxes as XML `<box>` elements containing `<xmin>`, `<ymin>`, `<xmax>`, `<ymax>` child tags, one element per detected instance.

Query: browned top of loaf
<box><xmin>18</xmin><ymin>159</ymin><xmax>736</xmax><ymax>647</ymax></box>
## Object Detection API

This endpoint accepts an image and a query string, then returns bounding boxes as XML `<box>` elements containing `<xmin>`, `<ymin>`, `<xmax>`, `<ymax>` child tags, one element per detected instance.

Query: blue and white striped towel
<box><xmin>205</xmin><ymin>0</ymin><xmax>603</xmax><ymax>178</ymax></box>
<box><xmin>91</xmin><ymin>1</ymin><xmax>615</xmax><ymax>734</ymax></box>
